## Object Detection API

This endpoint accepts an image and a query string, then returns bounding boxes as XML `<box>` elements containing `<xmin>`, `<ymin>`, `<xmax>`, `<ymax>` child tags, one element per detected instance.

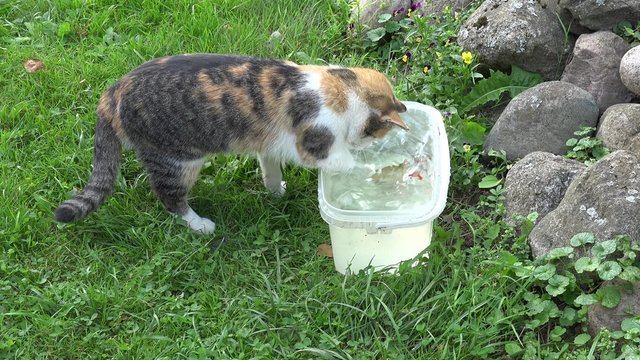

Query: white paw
<box><xmin>188</xmin><ymin>217</ymin><xmax>216</xmax><ymax>234</ymax></box>
<box><xmin>266</xmin><ymin>180</ymin><xmax>287</xmax><ymax>197</ymax></box>
<box><xmin>180</xmin><ymin>208</ymin><xmax>216</xmax><ymax>234</ymax></box>
<box><xmin>319</xmin><ymin>153</ymin><xmax>356</xmax><ymax>172</ymax></box>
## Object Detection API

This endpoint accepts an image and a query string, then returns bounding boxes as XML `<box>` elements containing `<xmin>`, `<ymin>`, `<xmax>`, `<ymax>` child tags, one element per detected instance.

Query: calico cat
<box><xmin>54</xmin><ymin>54</ymin><xmax>408</xmax><ymax>234</ymax></box>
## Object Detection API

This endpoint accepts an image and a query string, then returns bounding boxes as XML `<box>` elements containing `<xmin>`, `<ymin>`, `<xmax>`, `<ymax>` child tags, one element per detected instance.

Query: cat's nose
<box><xmin>395</xmin><ymin>101</ymin><xmax>407</xmax><ymax>113</ymax></box>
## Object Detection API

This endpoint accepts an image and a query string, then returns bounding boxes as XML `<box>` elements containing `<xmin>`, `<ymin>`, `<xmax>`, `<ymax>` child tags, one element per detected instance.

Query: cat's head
<box><xmin>348</xmin><ymin>68</ymin><xmax>408</xmax><ymax>150</ymax></box>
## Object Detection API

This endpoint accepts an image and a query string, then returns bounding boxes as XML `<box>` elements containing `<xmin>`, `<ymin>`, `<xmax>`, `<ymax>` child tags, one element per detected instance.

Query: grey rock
<box><xmin>596</xmin><ymin>104</ymin><xmax>640</xmax><ymax>155</ymax></box>
<box><xmin>505</xmin><ymin>152</ymin><xmax>585</xmax><ymax>223</ymax></box>
<box><xmin>458</xmin><ymin>0</ymin><xmax>566</xmax><ymax>80</ymax></box>
<box><xmin>485</xmin><ymin>81</ymin><xmax>599</xmax><ymax>161</ymax></box>
<box><xmin>588</xmin><ymin>281</ymin><xmax>640</xmax><ymax>333</ymax></box>
<box><xmin>561</xmin><ymin>31</ymin><xmax>633</xmax><ymax>113</ymax></box>
<box><xmin>620</xmin><ymin>46</ymin><xmax>640</xmax><ymax>97</ymax></box>
<box><xmin>353</xmin><ymin>0</ymin><xmax>472</xmax><ymax>31</ymax></box>
<box><xmin>539</xmin><ymin>0</ymin><xmax>590</xmax><ymax>35</ymax></box>
<box><xmin>528</xmin><ymin>150</ymin><xmax>640</xmax><ymax>258</ymax></box>
<box><xmin>352</xmin><ymin>0</ymin><xmax>410</xmax><ymax>30</ymax></box>
<box><xmin>560</xmin><ymin>0</ymin><xmax>640</xmax><ymax>32</ymax></box>
<box><xmin>418</xmin><ymin>0</ymin><xmax>474</xmax><ymax>15</ymax></box>
<box><xmin>476</xmin><ymin>102</ymin><xmax>508</xmax><ymax>125</ymax></box>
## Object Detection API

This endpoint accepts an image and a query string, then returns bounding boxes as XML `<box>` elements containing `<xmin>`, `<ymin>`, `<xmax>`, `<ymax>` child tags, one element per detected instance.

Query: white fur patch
<box><xmin>181</xmin><ymin>207</ymin><xmax>216</xmax><ymax>234</ymax></box>
<box><xmin>289</xmin><ymin>69</ymin><xmax>373</xmax><ymax>170</ymax></box>
<box><xmin>303</xmin><ymin>72</ymin><xmax>322</xmax><ymax>91</ymax></box>
<box><xmin>267</xmin><ymin>131</ymin><xmax>301</xmax><ymax>163</ymax></box>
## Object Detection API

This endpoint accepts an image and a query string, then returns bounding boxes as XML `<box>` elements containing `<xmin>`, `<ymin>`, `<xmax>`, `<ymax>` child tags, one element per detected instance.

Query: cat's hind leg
<box><xmin>140</xmin><ymin>154</ymin><xmax>215</xmax><ymax>234</ymax></box>
<box><xmin>258</xmin><ymin>154</ymin><xmax>286</xmax><ymax>196</ymax></box>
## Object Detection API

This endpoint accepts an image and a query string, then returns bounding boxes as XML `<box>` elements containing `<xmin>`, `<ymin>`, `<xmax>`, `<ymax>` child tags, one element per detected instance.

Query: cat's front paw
<box><xmin>318</xmin><ymin>153</ymin><xmax>356</xmax><ymax>172</ymax></box>
<box><xmin>181</xmin><ymin>208</ymin><xmax>216</xmax><ymax>234</ymax></box>
<box><xmin>265</xmin><ymin>180</ymin><xmax>286</xmax><ymax>197</ymax></box>
<box><xmin>187</xmin><ymin>217</ymin><xmax>216</xmax><ymax>234</ymax></box>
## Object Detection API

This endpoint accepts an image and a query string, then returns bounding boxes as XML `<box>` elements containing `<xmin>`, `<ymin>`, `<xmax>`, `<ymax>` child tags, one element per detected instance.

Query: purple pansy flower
<box><xmin>392</xmin><ymin>7</ymin><xmax>405</xmax><ymax>16</ymax></box>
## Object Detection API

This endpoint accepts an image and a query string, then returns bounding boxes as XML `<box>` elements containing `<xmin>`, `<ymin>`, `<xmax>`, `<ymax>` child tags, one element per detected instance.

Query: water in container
<box><xmin>323</xmin><ymin>111</ymin><xmax>435</xmax><ymax>211</ymax></box>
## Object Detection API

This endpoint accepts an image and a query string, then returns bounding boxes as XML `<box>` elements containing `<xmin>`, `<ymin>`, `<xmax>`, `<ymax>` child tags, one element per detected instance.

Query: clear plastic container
<box><xmin>318</xmin><ymin>102</ymin><xmax>450</xmax><ymax>274</ymax></box>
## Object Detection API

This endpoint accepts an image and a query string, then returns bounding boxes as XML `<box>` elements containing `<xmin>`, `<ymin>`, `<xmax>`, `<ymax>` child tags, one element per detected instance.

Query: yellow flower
<box><xmin>462</xmin><ymin>51</ymin><xmax>473</xmax><ymax>64</ymax></box>
<box><xmin>463</xmin><ymin>144</ymin><xmax>471</xmax><ymax>152</ymax></box>
<box><xmin>415</xmin><ymin>36</ymin><xmax>422</xmax><ymax>43</ymax></box>
<box><xmin>407</xmin><ymin>9</ymin><xmax>412</xmax><ymax>17</ymax></box>
<box><xmin>402</xmin><ymin>54</ymin><xmax>408</xmax><ymax>63</ymax></box>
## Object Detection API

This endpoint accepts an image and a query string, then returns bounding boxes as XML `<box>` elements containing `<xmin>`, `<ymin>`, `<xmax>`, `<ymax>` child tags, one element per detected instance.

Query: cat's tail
<box><xmin>54</xmin><ymin>117</ymin><xmax>121</xmax><ymax>223</ymax></box>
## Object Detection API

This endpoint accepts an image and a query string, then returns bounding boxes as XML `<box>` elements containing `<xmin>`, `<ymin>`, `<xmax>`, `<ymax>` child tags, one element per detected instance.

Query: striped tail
<box><xmin>54</xmin><ymin>117</ymin><xmax>121</xmax><ymax>223</ymax></box>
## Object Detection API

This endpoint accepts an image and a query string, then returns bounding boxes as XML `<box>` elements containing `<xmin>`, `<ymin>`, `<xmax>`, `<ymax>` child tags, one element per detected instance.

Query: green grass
<box><xmin>1</xmin><ymin>0</ymin><xmax>626</xmax><ymax>358</ymax></box>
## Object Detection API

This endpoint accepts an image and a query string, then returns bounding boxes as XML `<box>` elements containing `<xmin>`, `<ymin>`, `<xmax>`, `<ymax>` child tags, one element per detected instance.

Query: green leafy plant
<box><xmin>504</xmin><ymin>232</ymin><xmax>640</xmax><ymax>358</ymax></box>
<box><xmin>364</xmin><ymin>13</ymin><xmax>413</xmax><ymax>45</ymax></box>
<box><xmin>450</xmin><ymin>140</ymin><xmax>483</xmax><ymax>189</ymax></box>
<box><xmin>614</xmin><ymin>20</ymin><xmax>640</xmax><ymax>44</ymax></box>
<box><xmin>354</xmin><ymin>6</ymin><xmax>522</xmax><ymax>203</ymax></box>
<box><xmin>565</xmin><ymin>126</ymin><xmax>610</xmax><ymax>165</ymax></box>
<box><xmin>362</xmin><ymin>4</ymin><xmax>479</xmax><ymax>107</ymax></box>
<box><xmin>480</xmin><ymin>149</ymin><xmax>510</xmax><ymax>188</ymax></box>
<box><xmin>460</xmin><ymin>65</ymin><xmax>543</xmax><ymax>112</ymax></box>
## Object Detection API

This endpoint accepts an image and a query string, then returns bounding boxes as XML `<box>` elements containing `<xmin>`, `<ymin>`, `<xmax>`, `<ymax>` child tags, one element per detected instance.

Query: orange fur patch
<box><xmin>350</xmin><ymin>68</ymin><xmax>396</xmax><ymax>109</ymax></box>
<box><xmin>97</xmin><ymin>76</ymin><xmax>134</xmax><ymax>142</ymax></box>
<box><xmin>258</xmin><ymin>66</ymin><xmax>292</xmax><ymax>127</ymax></box>
<box><xmin>229</xmin><ymin>63</ymin><xmax>250</xmax><ymax>77</ymax></box>
<box><xmin>320</xmin><ymin>72</ymin><xmax>348</xmax><ymax>113</ymax></box>
<box><xmin>197</xmin><ymin>71</ymin><xmax>225</xmax><ymax>104</ymax></box>
<box><xmin>229</xmin><ymin>87</ymin><xmax>253</xmax><ymax>119</ymax></box>
<box><xmin>197</xmin><ymin>70</ymin><xmax>257</xmax><ymax>127</ymax></box>
<box><xmin>297</xmin><ymin>65</ymin><xmax>325</xmax><ymax>74</ymax></box>
<box><xmin>258</xmin><ymin>67</ymin><xmax>278</xmax><ymax>113</ymax></box>
<box><xmin>350</xmin><ymin>67</ymin><xmax>408</xmax><ymax>128</ymax></box>
<box><xmin>96</xmin><ymin>95</ymin><xmax>110</xmax><ymax>119</ymax></box>
<box><xmin>156</xmin><ymin>56</ymin><xmax>170</xmax><ymax>65</ymax></box>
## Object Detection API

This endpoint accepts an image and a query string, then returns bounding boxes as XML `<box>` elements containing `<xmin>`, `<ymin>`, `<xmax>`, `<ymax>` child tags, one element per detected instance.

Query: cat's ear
<box><xmin>394</xmin><ymin>100</ymin><xmax>407</xmax><ymax>113</ymax></box>
<box><xmin>383</xmin><ymin>112</ymin><xmax>409</xmax><ymax>130</ymax></box>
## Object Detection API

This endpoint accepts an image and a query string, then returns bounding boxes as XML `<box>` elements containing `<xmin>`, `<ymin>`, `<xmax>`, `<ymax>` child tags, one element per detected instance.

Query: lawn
<box><xmin>1</xmin><ymin>0</ymin><xmax>637</xmax><ymax>359</ymax></box>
